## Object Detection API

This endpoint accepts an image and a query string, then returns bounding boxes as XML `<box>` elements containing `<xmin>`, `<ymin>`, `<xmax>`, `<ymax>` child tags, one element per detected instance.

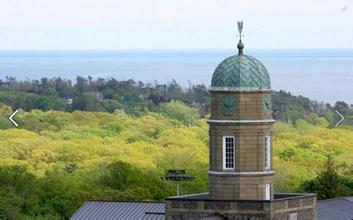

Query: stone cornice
<box><xmin>209</xmin><ymin>87</ymin><xmax>272</xmax><ymax>93</ymax></box>
<box><xmin>208</xmin><ymin>170</ymin><xmax>275</xmax><ymax>177</ymax></box>
<box><xmin>207</xmin><ymin>119</ymin><xmax>275</xmax><ymax>125</ymax></box>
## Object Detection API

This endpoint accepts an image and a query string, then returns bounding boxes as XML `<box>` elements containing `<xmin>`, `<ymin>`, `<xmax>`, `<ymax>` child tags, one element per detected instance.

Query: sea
<box><xmin>0</xmin><ymin>49</ymin><xmax>352</xmax><ymax>105</ymax></box>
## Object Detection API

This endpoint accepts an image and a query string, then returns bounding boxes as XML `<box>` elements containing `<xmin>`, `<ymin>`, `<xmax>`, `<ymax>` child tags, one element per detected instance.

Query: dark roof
<box><xmin>317</xmin><ymin>197</ymin><xmax>353</xmax><ymax>220</ymax></box>
<box><xmin>71</xmin><ymin>201</ymin><xmax>165</xmax><ymax>220</ymax></box>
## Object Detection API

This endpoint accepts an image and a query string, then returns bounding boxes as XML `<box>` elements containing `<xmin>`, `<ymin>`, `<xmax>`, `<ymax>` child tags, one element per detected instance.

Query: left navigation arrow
<box><xmin>9</xmin><ymin>109</ymin><xmax>19</xmax><ymax>127</ymax></box>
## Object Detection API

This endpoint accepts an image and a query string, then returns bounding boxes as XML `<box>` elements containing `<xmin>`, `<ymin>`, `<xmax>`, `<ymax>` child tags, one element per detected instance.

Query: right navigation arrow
<box><xmin>335</xmin><ymin>110</ymin><xmax>345</xmax><ymax>127</ymax></box>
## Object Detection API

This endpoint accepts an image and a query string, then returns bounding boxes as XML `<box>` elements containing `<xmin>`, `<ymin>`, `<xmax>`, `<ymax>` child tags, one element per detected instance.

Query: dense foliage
<box><xmin>1</xmin><ymin>77</ymin><xmax>353</xmax><ymax>219</ymax></box>
<box><xmin>1</xmin><ymin>77</ymin><xmax>353</xmax><ymax>126</ymax></box>
<box><xmin>0</xmin><ymin>103</ymin><xmax>208</xmax><ymax>219</ymax></box>
<box><xmin>1</xmin><ymin>102</ymin><xmax>353</xmax><ymax>219</ymax></box>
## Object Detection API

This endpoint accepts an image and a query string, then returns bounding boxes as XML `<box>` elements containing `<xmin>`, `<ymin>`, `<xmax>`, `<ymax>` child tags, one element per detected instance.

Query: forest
<box><xmin>1</xmin><ymin>76</ymin><xmax>353</xmax><ymax>127</ymax></box>
<box><xmin>1</xmin><ymin>77</ymin><xmax>353</xmax><ymax>219</ymax></box>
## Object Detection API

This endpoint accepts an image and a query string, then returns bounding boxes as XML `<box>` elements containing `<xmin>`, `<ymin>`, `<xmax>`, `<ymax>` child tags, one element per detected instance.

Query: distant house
<box><xmin>65</xmin><ymin>98</ymin><xmax>73</xmax><ymax>105</ymax></box>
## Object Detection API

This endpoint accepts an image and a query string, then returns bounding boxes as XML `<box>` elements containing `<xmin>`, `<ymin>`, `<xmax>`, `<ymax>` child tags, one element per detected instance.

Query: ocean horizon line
<box><xmin>0</xmin><ymin>49</ymin><xmax>352</xmax><ymax>104</ymax></box>
<box><xmin>1</xmin><ymin>48</ymin><xmax>353</xmax><ymax>52</ymax></box>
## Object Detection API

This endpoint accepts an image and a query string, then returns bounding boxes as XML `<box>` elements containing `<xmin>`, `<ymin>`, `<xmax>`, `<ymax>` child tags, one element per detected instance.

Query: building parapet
<box><xmin>165</xmin><ymin>193</ymin><xmax>316</xmax><ymax>220</ymax></box>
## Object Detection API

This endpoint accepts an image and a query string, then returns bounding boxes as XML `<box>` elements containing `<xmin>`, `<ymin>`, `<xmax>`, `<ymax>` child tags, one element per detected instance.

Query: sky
<box><xmin>0</xmin><ymin>0</ymin><xmax>353</xmax><ymax>50</ymax></box>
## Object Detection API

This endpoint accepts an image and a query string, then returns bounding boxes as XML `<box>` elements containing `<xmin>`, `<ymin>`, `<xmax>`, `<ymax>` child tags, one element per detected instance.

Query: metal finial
<box><xmin>237</xmin><ymin>21</ymin><xmax>244</xmax><ymax>55</ymax></box>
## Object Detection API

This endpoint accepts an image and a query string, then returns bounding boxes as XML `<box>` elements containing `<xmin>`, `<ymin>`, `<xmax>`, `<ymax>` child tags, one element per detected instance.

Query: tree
<box><xmin>300</xmin><ymin>155</ymin><xmax>340</xmax><ymax>199</ymax></box>
<box><xmin>303</xmin><ymin>113</ymin><xmax>329</xmax><ymax>128</ymax></box>
<box><xmin>100</xmin><ymin>161</ymin><xmax>144</xmax><ymax>190</ymax></box>
<box><xmin>75</xmin><ymin>76</ymin><xmax>89</xmax><ymax>95</ymax></box>
<box><xmin>159</xmin><ymin>100</ymin><xmax>199</xmax><ymax>126</ymax></box>
<box><xmin>0</xmin><ymin>166</ymin><xmax>38</xmax><ymax>219</ymax></box>
<box><xmin>334</xmin><ymin>101</ymin><xmax>351</xmax><ymax>115</ymax></box>
<box><xmin>316</xmin><ymin>155</ymin><xmax>340</xmax><ymax>199</ymax></box>
<box><xmin>72</xmin><ymin>93</ymin><xmax>102</xmax><ymax>111</ymax></box>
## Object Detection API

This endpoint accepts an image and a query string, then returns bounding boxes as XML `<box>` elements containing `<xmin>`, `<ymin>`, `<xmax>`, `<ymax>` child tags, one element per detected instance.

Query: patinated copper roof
<box><xmin>211</xmin><ymin>54</ymin><xmax>271</xmax><ymax>90</ymax></box>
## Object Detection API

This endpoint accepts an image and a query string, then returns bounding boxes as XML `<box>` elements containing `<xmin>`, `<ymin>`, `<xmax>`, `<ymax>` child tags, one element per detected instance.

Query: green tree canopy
<box><xmin>159</xmin><ymin>100</ymin><xmax>199</xmax><ymax>126</ymax></box>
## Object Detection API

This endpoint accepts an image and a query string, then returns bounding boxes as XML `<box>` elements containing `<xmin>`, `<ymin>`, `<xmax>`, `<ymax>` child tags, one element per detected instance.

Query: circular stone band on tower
<box><xmin>207</xmin><ymin>119</ymin><xmax>276</xmax><ymax>125</ymax></box>
<box><xmin>208</xmin><ymin>170</ymin><xmax>275</xmax><ymax>177</ymax></box>
<box><xmin>208</xmin><ymin>87</ymin><xmax>272</xmax><ymax>92</ymax></box>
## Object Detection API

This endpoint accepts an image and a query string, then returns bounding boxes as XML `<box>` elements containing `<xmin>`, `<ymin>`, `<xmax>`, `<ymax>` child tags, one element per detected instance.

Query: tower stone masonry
<box><xmin>165</xmin><ymin>22</ymin><xmax>316</xmax><ymax>220</ymax></box>
<box><xmin>208</xmin><ymin>36</ymin><xmax>274</xmax><ymax>201</ymax></box>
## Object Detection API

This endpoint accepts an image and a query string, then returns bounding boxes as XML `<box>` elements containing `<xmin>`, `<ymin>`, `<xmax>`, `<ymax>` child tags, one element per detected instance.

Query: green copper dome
<box><xmin>211</xmin><ymin>54</ymin><xmax>271</xmax><ymax>90</ymax></box>
<box><xmin>211</xmin><ymin>22</ymin><xmax>271</xmax><ymax>90</ymax></box>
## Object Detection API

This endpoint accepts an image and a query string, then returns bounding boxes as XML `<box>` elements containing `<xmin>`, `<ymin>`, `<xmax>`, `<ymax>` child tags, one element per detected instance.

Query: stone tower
<box><xmin>166</xmin><ymin>22</ymin><xmax>317</xmax><ymax>220</ymax></box>
<box><xmin>208</xmin><ymin>21</ymin><xmax>274</xmax><ymax>200</ymax></box>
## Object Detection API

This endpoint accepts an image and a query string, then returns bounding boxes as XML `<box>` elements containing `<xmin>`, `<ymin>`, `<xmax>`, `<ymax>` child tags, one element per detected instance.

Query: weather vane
<box><xmin>237</xmin><ymin>21</ymin><xmax>244</xmax><ymax>55</ymax></box>
<box><xmin>237</xmin><ymin>21</ymin><xmax>243</xmax><ymax>41</ymax></box>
